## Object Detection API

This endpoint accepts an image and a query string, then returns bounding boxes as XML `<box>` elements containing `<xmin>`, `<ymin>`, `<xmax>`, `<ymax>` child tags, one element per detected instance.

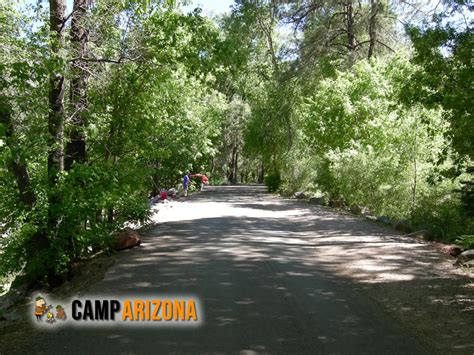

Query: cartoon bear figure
<box><xmin>55</xmin><ymin>305</ymin><xmax>66</xmax><ymax>320</ymax></box>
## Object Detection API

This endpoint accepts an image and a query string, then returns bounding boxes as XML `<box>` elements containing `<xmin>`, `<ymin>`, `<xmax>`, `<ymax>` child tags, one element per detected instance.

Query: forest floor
<box><xmin>1</xmin><ymin>185</ymin><xmax>473</xmax><ymax>354</ymax></box>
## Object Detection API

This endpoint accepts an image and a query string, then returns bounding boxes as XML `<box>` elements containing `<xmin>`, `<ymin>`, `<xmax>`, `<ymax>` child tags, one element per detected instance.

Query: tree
<box><xmin>65</xmin><ymin>0</ymin><xmax>89</xmax><ymax>170</ymax></box>
<box><xmin>405</xmin><ymin>0</ymin><xmax>473</xmax><ymax>216</ymax></box>
<box><xmin>406</xmin><ymin>2</ymin><xmax>473</xmax><ymax>159</ymax></box>
<box><xmin>278</xmin><ymin>0</ymin><xmax>398</xmax><ymax>68</ymax></box>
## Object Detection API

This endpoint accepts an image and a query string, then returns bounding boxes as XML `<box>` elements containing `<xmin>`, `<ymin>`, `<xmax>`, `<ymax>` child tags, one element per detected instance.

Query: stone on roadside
<box><xmin>329</xmin><ymin>199</ymin><xmax>344</xmax><ymax>209</ymax></box>
<box><xmin>432</xmin><ymin>243</ymin><xmax>464</xmax><ymax>257</ymax></box>
<box><xmin>113</xmin><ymin>228</ymin><xmax>141</xmax><ymax>251</ymax></box>
<box><xmin>393</xmin><ymin>220</ymin><xmax>412</xmax><ymax>233</ymax></box>
<box><xmin>405</xmin><ymin>229</ymin><xmax>433</xmax><ymax>240</ymax></box>
<box><xmin>309</xmin><ymin>197</ymin><xmax>326</xmax><ymax>205</ymax></box>
<box><xmin>464</xmin><ymin>259</ymin><xmax>474</xmax><ymax>267</ymax></box>
<box><xmin>454</xmin><ymin>249</ymin><xmax>474</xmax><ymax>266</ymax></box>
<box><xmin>350</xmin><ymin>204</ymin><xmax>362</xmax><ymax>215</ymax></box>
<box><xmin>444</xmin><ymin>245</ymin><xmax>464</xmax><ymax>257</ymax></box>
<box><xmin>376</xmin><ymin>216</ymin><xmax>391</xmax><ymax>225</ymax></box>
<box><xmin>294</xmin><ymin>191</ymin><xmax>306</xmax><ymax>199</ymax></box>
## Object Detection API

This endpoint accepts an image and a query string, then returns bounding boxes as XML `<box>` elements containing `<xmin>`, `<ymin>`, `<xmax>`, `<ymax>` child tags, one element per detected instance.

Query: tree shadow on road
<box><xmin>11</xmin><ymin>186</ymin><xmax>473</xmax><ymax>354</ymax></box>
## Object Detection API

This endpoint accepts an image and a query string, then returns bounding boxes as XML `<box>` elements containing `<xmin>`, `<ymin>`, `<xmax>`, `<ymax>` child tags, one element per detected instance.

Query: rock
<box><xmin>462</xmin><ymin>259</ymin><xmax>474</xmax><ymax>267</ymax></box>
<box><xmin>309</xmin><ymin>197</ymin><xmax>326</xmax><ymax>205</ymax></box>
<box><xmin>433</xmin><ymin>243</ymin><xmax>464</xmax><ymax>257</ymax></box>
<box><xmin>393</xmin><ymin>220</ymin><xmax>412</xmax><ymax>233</ymax></box>
<box><xmin>350</xmin><ymin>204</ymin><xmax>362</xmax><ymax>215</ymax></box>
<box><xmin>113</xmin><ymin>229</ymin><xmax>141</xmax><ymax>251</ymax></box>
<box><xmin>444</xmin><ymin>245</ymin><xmax>464</xmax><ymax>257</ymax></box>
<box><xmin>376</xmin><ymin>216</ymin><xmax>391</xmax><ymax>225</ymax></box>
<box><xmin>294</xmin><ymin>191</ymin><xmax>306</xmax><ymax>199</ymax></box>
<box><xmin>329</xmin><ymin>199</ymin><xmax>344</xmax><ymax>209</ymax></box>
<box><xmin>405</xmin><ymin>229</ymin><xmax>433</xmax><ymax>240</ymax></box>
<box><xmin>455</xmin><ymin>249</ymin><xmax>474</xmax><ymax>266</ymax></box>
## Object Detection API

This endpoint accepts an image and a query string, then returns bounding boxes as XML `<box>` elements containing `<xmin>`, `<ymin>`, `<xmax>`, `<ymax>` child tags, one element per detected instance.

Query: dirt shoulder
<box><xmin>291</xmin><ymin>198</ymin><xmax>474</xmax><ymax>354</ymax></box>
<box><xmin>0</xmin><ymin>253</ymin><xmax>116</xmax><ymax>353</ymax></box>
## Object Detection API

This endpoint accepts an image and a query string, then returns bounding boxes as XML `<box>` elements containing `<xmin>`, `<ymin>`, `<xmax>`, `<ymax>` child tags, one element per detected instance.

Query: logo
<box><xmin>34</xmin><ymin>296</ymin><xmax>66</xmax><ymax>324</ymax></box>
<box><xmin>32</xmin><ymin>294</ymin><xmax>202</xmax><ymax>328</ymax></box>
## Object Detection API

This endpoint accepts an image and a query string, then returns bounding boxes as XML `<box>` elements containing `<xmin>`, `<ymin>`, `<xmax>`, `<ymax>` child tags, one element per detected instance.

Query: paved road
<box><xmin>23</xmin><ymin>185</ymin><xmax>432</xmax><ymax>354</ymax></box>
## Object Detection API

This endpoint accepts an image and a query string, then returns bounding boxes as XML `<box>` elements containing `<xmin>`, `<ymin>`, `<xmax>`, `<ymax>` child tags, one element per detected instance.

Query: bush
<box><xmin>411</xmin><ymin>192</ymin><xmax>469</xmax><ymax>241</ymax></box>
<box><xmin>265</xmin><ymin>172</ymin><xmax>281</xmax><ymax>192</ymax></box>
<box><xmin>455</xmin><ymin>235</ymin><xmax>474</xmax><ymax>250</ymax></box>
<box><xmin>278</xmin><ymin>57</ymin><xmax>472</xmax><ymax>244</ymax></box>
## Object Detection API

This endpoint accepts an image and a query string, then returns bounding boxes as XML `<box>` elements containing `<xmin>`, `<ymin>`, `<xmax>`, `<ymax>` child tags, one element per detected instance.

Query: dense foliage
<box><xmin>230</xmin><ymin>0</ymin><xmax>473</xmax><ymax>241</ymax></box>
<box><xmin>0</xmin><ymin>0</ymin><xmax>230</xmax><ymax>286</ymax></box>
<box><xmin>0</xmin><ymin>0</ymin><xmax>472</xmax><ymax>286</ymax></box>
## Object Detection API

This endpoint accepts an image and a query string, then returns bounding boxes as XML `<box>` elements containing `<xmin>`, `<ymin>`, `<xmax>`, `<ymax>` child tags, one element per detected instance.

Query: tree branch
<box><xmin>69</xmin><ymin>55</ymin><xmax>142</xmax><ymax>64</ymax></box>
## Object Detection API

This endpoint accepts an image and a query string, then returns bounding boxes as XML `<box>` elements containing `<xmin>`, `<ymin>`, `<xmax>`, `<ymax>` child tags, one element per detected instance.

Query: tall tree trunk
<box><xmin>228</xmin><ymin>149</ymin><xmax>234</xmax><ymax>183</ymax></box>
<box><xmin>411</xmin><ymin>121</ymin><xmax>418</xmax><ymax>219</ymax></box>
<box><xmin>234</xmin><ymin>149</ymin><xmax>239</xmax><ymax>184</ymax></box>
<box><xmin>65</xmin><ymin>0</ymin><xmax>88</xmax><ymax>170</ymax></box>
<box><xmin>258</xmin><ymin>158</ymin><xmax>264</xmax><ymax>184</ymax></box>
<box><xmin>368</xmin><ymin>0</ymin><xmax>378</xmax><ymax>59</ymax></box>
<box><xmin>345</xmin><ymin>1</ymin><xmax>356</xmax><ymax>63</ymax></box>
<box><xmin>48</xmin><ymin>0</ymin><xmax>66</xmax><ymax>183</ymax></box>
<box><xmin>210</xmin><ymin>157</ymin><xmax>215</xmax><ymax>177</ymax></box>
<box><xmin>48</xmin><ymin>0</ymin><xmax>66</xmax><ymax>191</ymax></box>
<box><xmin>65</xmin><ymin>0</ymin><xmax>91</xmax><ymax>258</ymax></box>
<box><xmin>230</xmin><ymin>145</ymin><xmax>238</xmax><ymax>184</ymax></box>
<box><xmin>44</xmin><ymin>0</ymin><xmax>66</xmax><ymax>284</ymax></box>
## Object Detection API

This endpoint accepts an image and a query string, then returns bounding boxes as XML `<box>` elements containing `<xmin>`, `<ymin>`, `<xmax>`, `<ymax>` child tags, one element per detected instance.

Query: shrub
<box><xmin>265</xmin><ymin>172</ymin><xmax>281</xmax><ymax>192</ymax></box>
<box><xmin>455</xmin><ymin>235</ymin><xmax>474</xmax><ymax>250</ymax></box>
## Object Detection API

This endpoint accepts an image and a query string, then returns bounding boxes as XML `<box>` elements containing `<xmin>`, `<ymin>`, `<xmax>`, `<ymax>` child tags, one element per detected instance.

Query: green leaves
<box><xmin>1</xmin><ymin>0</ymin><xmax>472</xmax><ymax>285</ymax></box>
<box><xmin>406</xmin><ymin>3</ymin><xmax>473</xmax><ymax>159</ymax></box>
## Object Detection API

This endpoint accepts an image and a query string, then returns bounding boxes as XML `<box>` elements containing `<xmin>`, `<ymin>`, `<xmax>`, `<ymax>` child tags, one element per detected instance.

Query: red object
<box><xmin>191</xmin><ymin>174</ymin><xmax>208</xmax><ymax>184</ymax></box>
<box><xmin>160</xmin><ymin>191</ymin><xmax>167</xmax><ymax>200</ymax></box>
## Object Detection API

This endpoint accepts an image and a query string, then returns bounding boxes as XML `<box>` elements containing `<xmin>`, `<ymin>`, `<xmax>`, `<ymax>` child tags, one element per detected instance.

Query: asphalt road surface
<box><xmin>19</xmin><ymin>185</ymin><xmax>441</xmax><ymax>354</ymax></box>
